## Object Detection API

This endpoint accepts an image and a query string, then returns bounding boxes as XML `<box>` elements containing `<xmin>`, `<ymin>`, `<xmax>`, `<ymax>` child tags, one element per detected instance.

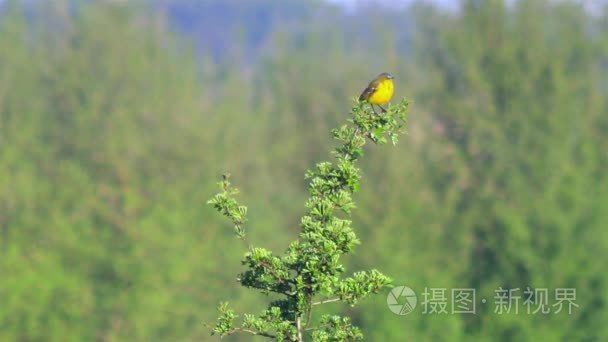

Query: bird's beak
<box><xmin>387</xmin><ymin>74</ymin><xmax>394</xmax><ymax>79</ymax></box>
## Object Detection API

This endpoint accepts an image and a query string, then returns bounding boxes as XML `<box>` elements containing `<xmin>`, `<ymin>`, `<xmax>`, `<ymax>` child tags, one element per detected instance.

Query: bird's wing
<box><xmin>358</xmin><ymin>80</ymin><xmax>379</xmax><ymax>101</ymax></box>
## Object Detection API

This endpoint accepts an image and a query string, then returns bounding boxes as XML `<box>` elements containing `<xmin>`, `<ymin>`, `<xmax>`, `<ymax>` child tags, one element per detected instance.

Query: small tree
<box><xmin>208</xmin><ymin>98</ymin><xmax>410</xmax><ymax>341</ymax></box>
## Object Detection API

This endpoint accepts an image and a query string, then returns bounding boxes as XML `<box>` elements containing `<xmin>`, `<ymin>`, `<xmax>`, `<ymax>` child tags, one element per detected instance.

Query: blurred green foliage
<box><xmin>1</xmin><ymin>0</ymin><xmax>607</xmax><ymax>341</ymax></box>
<box><xmin>208</xmin><ymin>99</ymin><xmax>409</xmax><ymax>341</ymax></box>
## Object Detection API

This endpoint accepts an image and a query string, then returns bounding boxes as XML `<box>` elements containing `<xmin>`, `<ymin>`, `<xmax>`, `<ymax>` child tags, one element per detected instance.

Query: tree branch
<box><xmin>225</xmin><ymin>328</ymin><xmax>277</xmax><ymax>339</ymax></box>
<box><xmin>296</xmin><ymin>316</ymin><xmax>303</xmax><ymax>342</ymax></box>
<box><xmin>312</xmin><ymin>297</ymin><xmax>344</xmax><ymax>306</ymax></box>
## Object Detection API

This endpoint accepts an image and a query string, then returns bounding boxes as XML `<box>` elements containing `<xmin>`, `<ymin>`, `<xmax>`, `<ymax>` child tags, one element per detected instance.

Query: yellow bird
<box><xmin>358</xmin><ymin>72</ymin><xmax>395</xmax><ymax>114</ymax></box>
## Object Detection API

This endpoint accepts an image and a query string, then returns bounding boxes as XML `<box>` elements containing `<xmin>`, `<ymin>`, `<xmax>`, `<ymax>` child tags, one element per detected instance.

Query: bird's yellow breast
<box><xmin>368</xmin><ymin>79</ymin><xmax>394</xmax><ymax>105</ymax></box>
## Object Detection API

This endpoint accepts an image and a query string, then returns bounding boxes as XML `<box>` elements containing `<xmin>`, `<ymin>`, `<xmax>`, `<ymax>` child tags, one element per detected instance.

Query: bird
<box><xmin>358</xmin><ymin>72</ymin><xmax>395</xmax><ymax>114</ymax></box>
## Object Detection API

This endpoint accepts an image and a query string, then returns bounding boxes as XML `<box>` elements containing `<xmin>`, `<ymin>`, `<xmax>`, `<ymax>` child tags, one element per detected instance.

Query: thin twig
<box><xmin>296</xmin><ymin>316</ymin><xmax>303</xmax><ymax>342</ymax></box>
<box><xmin>258</xmin><ymin>260</ymin><xmax>288</xmax><ymax>284</ymax></box>
<box><xmin>304</xmin><ymin>304</ymin><xmax>313</xmax><ymax>329</ymax></box>
<box><xmin>226</xmin><ymin>328</ymin><xmax>277</xmax><ymax>339</ymax></box>
<box><xmin>311</xmin><ymin>297</ymin><xmax>343</xmax><ymax>306</ymax></box>
<box><xmin>305</xmin><ymin>323</ymin><xmax>330</xmax><ymax>332</ymax></box>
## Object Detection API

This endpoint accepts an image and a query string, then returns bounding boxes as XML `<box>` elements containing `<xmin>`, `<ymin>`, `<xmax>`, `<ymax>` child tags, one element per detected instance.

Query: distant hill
<box><xmin>156</xmin><ymin>0</ymin><xmax>415</xmax><ymax>62</ymax></box>
<box><xmin>156</xmin><ymin>0</ymin><xmax>335</xmax><ymax>61</ymax></box>
<box><xmin>0</xmin><ymin>0</ymin><xmax>414</xmax><ymax>62</ymax></box>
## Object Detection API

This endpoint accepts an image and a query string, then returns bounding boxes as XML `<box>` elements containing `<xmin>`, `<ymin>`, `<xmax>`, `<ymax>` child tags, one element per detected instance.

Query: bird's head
<box><xmin>378</xmin><ymin>72</ymin><xmax>394</xmax><ymax>80</ymax></box>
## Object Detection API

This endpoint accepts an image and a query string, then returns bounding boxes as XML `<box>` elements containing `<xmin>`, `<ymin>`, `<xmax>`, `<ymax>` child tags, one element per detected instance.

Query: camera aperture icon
<box><xmin>387</xmin><ymin>285</ymin><xmax>417</xmax><ymax>315</ymax></box>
